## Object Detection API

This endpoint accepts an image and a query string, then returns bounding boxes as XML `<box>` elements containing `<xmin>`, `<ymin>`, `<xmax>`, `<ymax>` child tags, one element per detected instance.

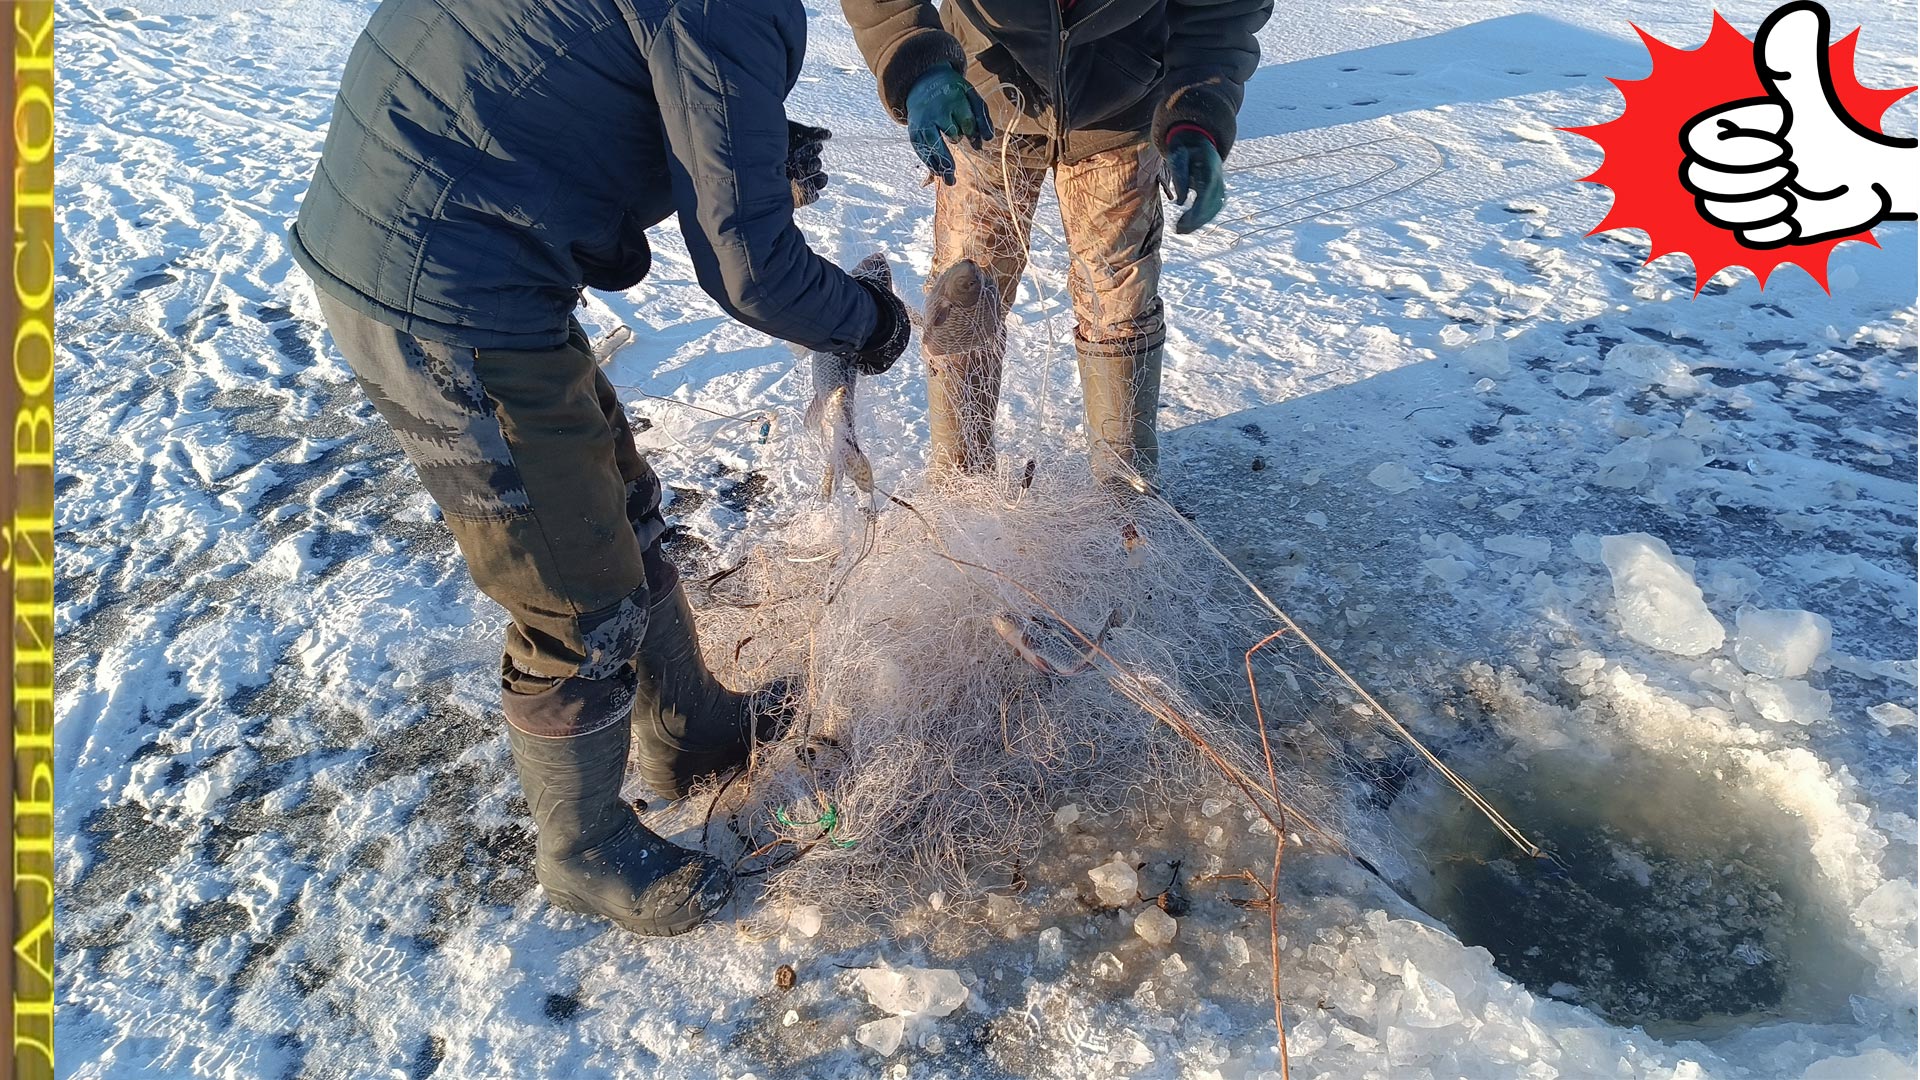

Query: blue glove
<box><xmin>906</xmin><ymin>64</ymin><xmax>994</xmax><ymax>185</ymax></box>
<box><xmin>1164</xmin><ymin>128</ymin><xmax>1226</xmax><ymax>234</ymax></box>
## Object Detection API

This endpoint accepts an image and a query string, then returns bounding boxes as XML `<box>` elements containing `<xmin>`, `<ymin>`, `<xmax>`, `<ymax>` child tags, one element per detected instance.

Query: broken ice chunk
<box><xmin>856</xmin><ymin>1015</ymin><xmax>905</xmax><ymax>1057</ymax></box>
<box><xmin>1035</xmin><ymin>927</ymin><xmax>1066</xmax><ymax>971</ymax></box>
<box><xmin>1483</xmin><ymin>534</ymin><xmax>1551</xmax><ymax>561</ymax></box>
<box><xmin>1398</xmin><ymin>959</ymin><xmax>1465</xmax><ymax>1028</ymax></box>
<box><xmin>1463</xmin><ymin>336</ymin><xmax>1511</xmax><ymax>375</ymax></box>
<box><xmin>1367</xmin><ymin>462</ymin><xmax>1421</xmax><ymax>493</ymax></box>
<box><xmin>1088</xmin><ymin>857</ymin><xmax>1139</xmax><ymax>907</ymax></box>
<box><xmin>1053</xmin><ymin>803</ymin><xmax>1081</xmax><ymax>829</ymax></box>
<box><xmin>786</xmin><ymin>904</ymin><xmax>823</xmax><ymax>938</ymax></box>
<box><xmin>1551</xmin><ymin>371</ymin><xmax>1591</xmax><ymax>397</ymax></box>
<box><xmin>1605</xmin><ymin>342</ymin><xmax>1699</xmax><ymax>395</ymax></box>
<box><xmin>1732</xmin><ymin>607</ymin><xmax>1832</xmax><ymax>678</ymax></box>
<box><xmin>1853</xmin><ymin>880</ymin><xmax>1916</xmax><ymax>927</ymax></box>
<box><xmin>1802</xmin><ymin>1049</ymin><xmax>1913</xmax><ymax>1080</ymax></box>
<box><xmin>1134</xmin><ymin>906</ymin><xmax>1178</xmax><ymax>947</ymax></box>
<box><xmin>1745</xmin><ymin>678</ymin><xmax>1832</xmax><ymax>726</ymax></box>
<box><xmin>1600</xmin><ymin>533</ymin><xmax>1725</xmax><ymax>655</ymax></box>
<box><xmin>857</xmin><ymin>964</ymin><xmax>970</xmax><ymax>1017</ymax></box>
<box><xmin>1868</xmin><ymin>702</ymin><xmax>1917</xmax><ymax>730</ymax></box>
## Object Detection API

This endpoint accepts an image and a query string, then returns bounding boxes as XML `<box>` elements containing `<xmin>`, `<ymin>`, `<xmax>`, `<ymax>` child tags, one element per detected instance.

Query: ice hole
<box><xmin>1389</xmin><ymin>747</ymin><xmax>1872</xmax><ymax>1038</ymax></box>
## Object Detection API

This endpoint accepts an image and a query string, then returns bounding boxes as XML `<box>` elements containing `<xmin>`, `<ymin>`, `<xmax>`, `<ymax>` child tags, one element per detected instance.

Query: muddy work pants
<box><xmin>318</xmin><ymin>294</ymin><xmax>672</xmax><ymax>740</ymax></box>
<box><xmin>931</xmin><ymin>134</ymin><xmax>1166</xmax><ymax>489</ymax></box>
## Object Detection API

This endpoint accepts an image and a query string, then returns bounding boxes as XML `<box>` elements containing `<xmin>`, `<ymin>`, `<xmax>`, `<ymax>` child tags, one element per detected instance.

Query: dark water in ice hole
<box><xmin>1390</xmin><ymin>747</ymin><xmax>1871</xmax><ymax>1038</ymax></box>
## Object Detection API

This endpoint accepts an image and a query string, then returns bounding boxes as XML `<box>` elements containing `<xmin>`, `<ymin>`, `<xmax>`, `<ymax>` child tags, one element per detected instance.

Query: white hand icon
<box><xmin>1679</xmin><ymin>0</ymin><xmax>1916</xmax><ymax>248</ymax></box>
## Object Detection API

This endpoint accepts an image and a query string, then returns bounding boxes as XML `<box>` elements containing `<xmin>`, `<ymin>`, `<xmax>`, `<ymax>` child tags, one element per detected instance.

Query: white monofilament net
<box><xmin>687</xmin><ymin>462</ymin><xmax>1366</xmax><ymax>923</ymax></box>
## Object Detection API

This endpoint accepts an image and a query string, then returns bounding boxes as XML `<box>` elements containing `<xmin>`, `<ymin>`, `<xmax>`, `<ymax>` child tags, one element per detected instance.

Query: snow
<box><xmin>52</xmin><ymin>0</ymin><xmax>1918</xmax><ymax>1077</ymax></box>
<box><xmin>1601</xmin><ymin>533</ymin><xmax>1728</xmax><ymax>656</ymax></box>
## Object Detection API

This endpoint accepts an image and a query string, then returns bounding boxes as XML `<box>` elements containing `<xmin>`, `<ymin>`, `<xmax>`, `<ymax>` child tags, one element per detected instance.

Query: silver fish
<box><xmin>806</xmin><ymin>253</ymin><xmax>889</xmax><ymax>499</ymax></box>
<box><xmin>922</xmin><ymin>259</ymin><xmax>1004</xmax><ymax>476</ymax></box>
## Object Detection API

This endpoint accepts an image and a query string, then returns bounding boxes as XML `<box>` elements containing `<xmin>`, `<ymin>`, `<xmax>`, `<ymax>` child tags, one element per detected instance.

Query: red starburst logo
<box><xmin>1565</xmin><ymin>8</ymin><xmax>1914</xmax><ymax>291</ymax></box>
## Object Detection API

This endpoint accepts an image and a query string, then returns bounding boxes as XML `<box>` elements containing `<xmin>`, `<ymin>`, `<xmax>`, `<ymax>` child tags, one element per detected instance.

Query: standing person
<box><xmin>843</xmin><ymin>0</ymin><xmax>1270</xmax><ymax>493</ymax></box>
<box><xmin>291</xmin><ymin>0</ymin><xmax>911</xmax><ymax>937</ymax></box>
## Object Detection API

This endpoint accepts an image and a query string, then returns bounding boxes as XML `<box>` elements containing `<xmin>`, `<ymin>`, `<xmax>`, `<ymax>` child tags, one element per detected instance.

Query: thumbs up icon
<box><xmin>1679</xmin><ymin>1</ymin><xmax>1916</xmax><ymax>248</ymax></box>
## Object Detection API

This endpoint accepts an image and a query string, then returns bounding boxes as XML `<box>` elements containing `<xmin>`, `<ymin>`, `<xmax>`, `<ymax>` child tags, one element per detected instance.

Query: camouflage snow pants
<box><xmin>932</xmin><ymin>134</ymin><xmax>1166</xmax><ymax>487</ymax></box>
<box><xmin>318</xmin><ymin>294</ymin><xmax>671</xmax><ymax>740</ymax></box>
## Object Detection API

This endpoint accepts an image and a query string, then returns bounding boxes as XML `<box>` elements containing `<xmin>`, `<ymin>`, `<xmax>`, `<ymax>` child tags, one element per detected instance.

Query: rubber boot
<box><xmin>507</xmin><ymin>719</ymin><xmax>731</xmax><ymax>936</ymax></box>
<box><xmin>927</xmin><ymin>339</ymin><xmax>1004</xmax><ymax>477</ymax></box>
<box><xmin>1076</xmin><ymin>336</ymin><xmax>1164</xmax><ymax>496</ymax></box>
<box><xmin>631</xmin><ymin>563</ymin><xmax>764</xmax><ymax>800</ymax></box>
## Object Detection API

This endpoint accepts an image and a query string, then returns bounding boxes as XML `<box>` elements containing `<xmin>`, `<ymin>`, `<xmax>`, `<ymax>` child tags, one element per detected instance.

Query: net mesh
<box><xmin>690</xmin><ymin>467</ymin><xmax>1362</xmax><ymax>922</ymax></box>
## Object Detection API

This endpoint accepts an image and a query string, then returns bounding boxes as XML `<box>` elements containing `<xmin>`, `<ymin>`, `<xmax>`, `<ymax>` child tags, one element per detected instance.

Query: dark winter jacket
<box><xmin>842</xmin><ymin>0</ymin><xmax>1270</xmax><ymax>164</ymax></box>
<box><xmin>291</xmin><ymin>0</ymin><xmax>877</xmax><ymax>352</ymax></box>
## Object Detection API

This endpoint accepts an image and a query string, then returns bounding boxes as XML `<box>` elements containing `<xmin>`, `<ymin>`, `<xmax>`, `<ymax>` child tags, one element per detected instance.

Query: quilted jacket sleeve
<box><xmin>647</xmin><ymin>0</ymin><xmax>877</xmax><ymax>351</ymax></box>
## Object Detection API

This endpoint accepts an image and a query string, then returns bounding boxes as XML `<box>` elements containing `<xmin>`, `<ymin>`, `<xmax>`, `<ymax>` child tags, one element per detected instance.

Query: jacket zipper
<box><xmin>1051</xmin><ymin>4</ymin><xmax>1070</xmax><ymax>151</ymax></box>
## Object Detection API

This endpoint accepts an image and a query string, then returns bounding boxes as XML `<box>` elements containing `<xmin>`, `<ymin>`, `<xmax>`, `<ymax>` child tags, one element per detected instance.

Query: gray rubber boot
<box><xmin>1076</xmin><ymin>336</ymin><xmax>1164</xmax><ymax>495</ymax></box>
<box><xmin>507</xmin><ymin>719</ymin><xmax>731</xmax><ymax>936</ymax></box>
<box><xmin>631</xmin><ymin>565</ymin><xmax>765</xmax><ymax>800</ymax></box>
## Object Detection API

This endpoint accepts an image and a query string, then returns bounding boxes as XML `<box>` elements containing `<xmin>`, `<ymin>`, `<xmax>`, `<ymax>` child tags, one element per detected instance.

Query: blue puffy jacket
<box><xmin>291</xmin><ymin>0</ymin><xmax>877</xmax><ymax>352</ymax></box>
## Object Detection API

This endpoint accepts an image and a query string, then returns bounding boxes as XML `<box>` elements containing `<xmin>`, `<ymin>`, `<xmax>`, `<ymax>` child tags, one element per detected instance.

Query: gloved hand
<box><xmin>839</xmin><ymin>254</ymin><xmax>912</xmax><ymax>375</ymax></box>
<box><xmin>905</xmin><ymin>64</ymin><xmax>994</xmax><ymax>185</ymax></box>
<box><xmin>1164</xmin><ymin>127</ymin><xmax>1226</xmax><ymax>234</ymax></box>
<box><xmin>787</xmin><ymin>121</ymin><xmax>832</xmax><ymax>208</ymax></box>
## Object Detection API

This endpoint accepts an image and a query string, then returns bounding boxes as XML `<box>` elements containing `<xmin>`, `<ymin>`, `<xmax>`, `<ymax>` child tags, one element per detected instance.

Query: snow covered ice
<box><xmin>52</xmin><ymin>0</ymin><xmax>1918</xmax><ymax>1078</ymax></box>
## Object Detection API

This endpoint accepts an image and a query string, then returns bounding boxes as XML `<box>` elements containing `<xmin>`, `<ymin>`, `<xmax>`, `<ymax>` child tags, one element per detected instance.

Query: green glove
<box><xmin>1164</xmin><ymin>128</ymin><xmax>1225</xmax><ymax>234</ymax></box>
<box><xmin>906</xmin><ymin>64</ymin><xmax>994</xmax><ymax>185</ymax></box>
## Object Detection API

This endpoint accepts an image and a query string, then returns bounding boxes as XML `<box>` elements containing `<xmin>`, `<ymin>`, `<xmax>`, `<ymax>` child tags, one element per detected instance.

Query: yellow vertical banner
<box><xmin>9</xmin><ymin>1</ymin><xmax>56</xmax><ymax>1077</ymax></box>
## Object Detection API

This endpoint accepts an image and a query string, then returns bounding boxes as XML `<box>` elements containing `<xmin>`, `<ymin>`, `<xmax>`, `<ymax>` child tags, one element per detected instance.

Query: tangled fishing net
<box><xmin>685</xmin><ymin>465</ymin><xmax>1382</xmax><ymax>923</ymax></box>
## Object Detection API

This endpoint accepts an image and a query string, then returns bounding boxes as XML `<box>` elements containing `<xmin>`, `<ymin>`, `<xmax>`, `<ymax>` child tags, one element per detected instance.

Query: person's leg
<box><xmin>317</xmin><ymin>295</ymin><xmax>728</xmax><ymax>936</ymax></box>
<box><xmin>1054</xmin><ymin>141</ymin><xmax>1168</xmax><ymax>494</ymax></box>
<box><xmin>585</xmin><ymin>368</ymin><xmax>768</xmax><ymax>799</ymax></box>
<box><xmin>927</xmin><ymin>134</ymin><xmax>1046</xmax><ymax>476</ymax></box>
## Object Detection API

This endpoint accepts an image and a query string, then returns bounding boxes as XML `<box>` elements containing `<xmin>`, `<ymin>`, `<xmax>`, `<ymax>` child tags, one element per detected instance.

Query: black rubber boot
<box><xmin>507</xmin><ymin>719</ymin><xmax>731</xmax><ymax>936</ymax></box>
<box><xmin>631</xmin><ymin>567</ymin><xmax>767</xmax><ymax>800</ymax></box>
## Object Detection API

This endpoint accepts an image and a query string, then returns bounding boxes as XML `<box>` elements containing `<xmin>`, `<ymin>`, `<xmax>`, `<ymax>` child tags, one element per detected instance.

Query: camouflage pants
<box><xmin>318</xmin><ymin>294</ymin><xmax>670</xmax><ymax>739</ymax></box>
<box><xmin>932</xmin><ymin>135</ymin><xmax>1166</xmax><ymax>485</ymax></box>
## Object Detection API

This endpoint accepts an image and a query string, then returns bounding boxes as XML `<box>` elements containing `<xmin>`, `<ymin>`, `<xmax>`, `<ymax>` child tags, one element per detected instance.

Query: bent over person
<box><xmin>291</xmin><ymin>0</ymin><xmax>911</xmax><ymax>936</ymax></box>
<box><xmin>844</xmin><ymin>0</ymin><xmax>1270</xmax><ymax>493</ymax></box>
